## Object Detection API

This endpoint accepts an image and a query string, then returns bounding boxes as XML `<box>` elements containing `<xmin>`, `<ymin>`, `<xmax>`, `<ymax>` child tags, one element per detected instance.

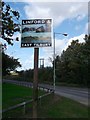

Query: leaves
<box><xmin>1</xmin><ymin>1</ymin><xmax>20</xmax><ymax>45</ymax></box>
<box><xmin>12</xmin><ymin>10</ymin><xmax>20</xmax><ymax>20</ymax></box>
<box><xmin>54</xmin><ymin>35</ymin><xmax>90</xmax><ymax>86</ymax></box>
<box><xmin>2</xmin><ymin>52</ymin><xmax>21</xmax><ymax>76</ymax></box>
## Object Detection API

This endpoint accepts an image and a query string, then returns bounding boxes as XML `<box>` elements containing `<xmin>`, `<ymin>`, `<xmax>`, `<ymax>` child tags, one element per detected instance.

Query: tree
<box><xmin>1</xmin><ymin>1</ymin><xmax>20</xmax><ymax>45</ymax></box>
<box><xmin>82</xmin><ymin>34</ymin><xmax>90</xmax><ymax>86</ymax></box>
<box><xmin>54</xmin><ymin>34</ymin><xmax>90</xmax><ymax>86</ymax></box>
<box><xmin>2</xmin><ymin>52</ymin><xmax>21</xmax><ymax>76</ymax></box>
<box><xmin>38</xmin><ymin>67</ymin><xmax>53</xmax><ymax>84</ymax></box>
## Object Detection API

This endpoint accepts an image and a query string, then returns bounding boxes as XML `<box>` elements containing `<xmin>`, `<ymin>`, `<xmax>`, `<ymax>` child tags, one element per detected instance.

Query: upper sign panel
<box><xmin>21</xmin><ymin>19</ymin><xmax>52</xmax><ymax>48</ymax></box>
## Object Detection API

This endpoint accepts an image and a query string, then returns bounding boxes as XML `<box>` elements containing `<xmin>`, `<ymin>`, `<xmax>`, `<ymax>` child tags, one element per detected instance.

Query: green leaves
<box><xmin>1</xmin><ymin>1</ymin><xmax>20</xmax><ymax>45</ymax></box>
<box><xmin>12</xmin><ymin>10</ymin><xmax>20</xmax><ymax>20</ymax></box>
<box><xmin>55</xmin><ymin>35</ymin><xmax>90</xmax><ymax>86</ymax></box>
<box><xmin>2</xmin><ymin>52</ymin><xmax>21</xmax><ymax>76</ymax></box>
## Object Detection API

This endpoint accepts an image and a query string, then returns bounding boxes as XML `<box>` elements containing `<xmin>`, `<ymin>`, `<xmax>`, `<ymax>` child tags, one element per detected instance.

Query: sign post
<box><xmin>33</xmin><ymin>47</ymin><xmax>39</xmax><ymax>118</ymax></box>
<box><xmin>21</xmin><ymin>19</ymin><xmax>52</xmax><ymax>118</ymax></box>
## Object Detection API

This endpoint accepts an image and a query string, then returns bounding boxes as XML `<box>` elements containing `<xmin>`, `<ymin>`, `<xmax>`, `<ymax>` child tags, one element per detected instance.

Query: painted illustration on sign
<box><xmin>21</xmin><ymin>19</ymin><xmax>52</xmax><ymax>47</ymax></box>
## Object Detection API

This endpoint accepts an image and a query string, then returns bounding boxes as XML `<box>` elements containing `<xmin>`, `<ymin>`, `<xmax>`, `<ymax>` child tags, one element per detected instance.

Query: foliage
<box><xmin>38</xmin><ymin>67</ymin><xmax>53</xmax><ymax>83</ymax></box>
<box><xmin>55</xmin><ymin>34</ymin><xmax>90</xmax><ymax>86</ymax></box>
<box><xmin>2</xmin><ymin>52</ymin><xmax>21</xmax><ymax>76</ymax></box>
<box><xmin>1</xmin><ymin>1</ymin><xmax>20</xmax><ymax>45</ymax></box>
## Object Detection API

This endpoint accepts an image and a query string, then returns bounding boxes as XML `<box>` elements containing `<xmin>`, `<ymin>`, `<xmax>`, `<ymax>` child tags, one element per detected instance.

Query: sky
<box><xmin>1</xmin><ymin>0</ymin><xmax>89</xmax><ymax>71</ymax></box>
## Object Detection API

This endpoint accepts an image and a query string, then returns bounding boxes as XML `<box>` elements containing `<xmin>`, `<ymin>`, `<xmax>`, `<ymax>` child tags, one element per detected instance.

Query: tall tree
<box><xmin>2</xmin><ymin>52</ymin><xmax>21</xmax><ymax>76</ymax></box>
<box><xmin>82</xmin><ymin>34</ymin><xmax>90</xmax><ymax>86</ymax></box>
<box><xmin>1</xmin><ymin>1</ymin><xmax>20</xmax><ymax>45</ymax></box>
<box><xmin>55</xmin><ymin>34</ymin><xmax>90</xmax><ymax>86</ymax></box>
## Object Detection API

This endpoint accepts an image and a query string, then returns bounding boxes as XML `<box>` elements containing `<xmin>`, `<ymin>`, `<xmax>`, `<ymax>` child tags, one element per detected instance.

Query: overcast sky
<box><xmin>1</xmin><ymin>0</ymin><xmax>89</xmax><ymax>70</ymax></box>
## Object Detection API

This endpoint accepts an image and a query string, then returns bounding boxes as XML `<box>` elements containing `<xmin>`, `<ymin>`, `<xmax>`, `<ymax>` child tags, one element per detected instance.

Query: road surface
<box><xmin>3</xmin><ymin>79</ymin><xmax>89</xmax><ymax>106</ymax></box>
<box><xmin>39</xmin><ymin>83</ymin><xmax>89</xmax><ymax>106</ymax></box>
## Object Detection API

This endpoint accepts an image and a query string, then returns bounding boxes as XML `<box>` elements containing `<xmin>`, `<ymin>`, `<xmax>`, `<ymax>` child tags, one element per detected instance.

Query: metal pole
<box><xmin>0</xmin><ymin>2</ymin><xmax>2</xmax><ymax>117</ymax></box>
<box><xmin>53</xmin><ymin>32</ymin><xmax>55</xmax><ymax>91</ymax></box>
<box><xmin>39</xmin><ymin>58</ymin><xmax>44</xmax><ymax>68</ymax></box>
<box><xmin>42</xmin><ymin>59</ymin><xmax>44</xmax><ymax>68</ymax></box>
<box><xmin>33</xmin><ymin>48</ymin><xmax>39</xmax><ymax>118</ymax></box>
<box><xmin>40</xmin><ymin>59</ymin><xmax>41</xmax><ymax>68</ymax></box>
<box><xmin>53</xmin><ymin>32</ymin><xmax>67</xmax><ymax>92</ymax></box>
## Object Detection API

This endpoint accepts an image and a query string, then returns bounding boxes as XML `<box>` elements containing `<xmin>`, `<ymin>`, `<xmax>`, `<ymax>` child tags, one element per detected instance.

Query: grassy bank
<box><xmin>2</xmin><ymin>83</ymin><xmax>45</xmax><ymax>109</ymax></box>
<box><xmin>37</xmin><ymin>94</ymin><xmax>88</xmax><ymax>118</ymax></box>
<box><xmin>2</xmin><ymin>83</ymin><xmax>88</xmax><ymax>118</ymax></box>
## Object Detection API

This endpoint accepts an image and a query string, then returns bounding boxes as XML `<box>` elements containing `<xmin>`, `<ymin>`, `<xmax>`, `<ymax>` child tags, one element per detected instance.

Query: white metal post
<box><xmin>53</xmin><ymin>32</ymin><xmax>55</xmax><ymax>91</ymax></box>
<box><xmin>53</xmin><ymin>32</ymin><xmax>67</xmax><ymax>92</ymax></box>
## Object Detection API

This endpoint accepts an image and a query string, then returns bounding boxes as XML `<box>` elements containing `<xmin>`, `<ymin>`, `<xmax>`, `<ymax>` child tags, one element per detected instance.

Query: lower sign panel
<box><xmin>21</xmin><ymin>43</ymin><xmax>52</xmax><ymax>47</ymax></box>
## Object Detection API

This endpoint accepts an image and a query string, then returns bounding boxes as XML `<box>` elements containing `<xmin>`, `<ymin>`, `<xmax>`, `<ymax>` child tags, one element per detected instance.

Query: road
<box><xmin>39</xmin><ymin>83</ymin><xmax>89</xmax><ymax>106</ymax></box>
<box><xmin>3</xmin><ymin>79</ymin><xmax>89</xmax><ymax>106</ymax></box>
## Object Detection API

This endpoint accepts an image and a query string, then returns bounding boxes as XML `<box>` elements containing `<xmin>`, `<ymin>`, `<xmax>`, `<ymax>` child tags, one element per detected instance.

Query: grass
<box><xmin>36</xmin><ymin>94</ymin><xmax>88</xmax><ymax>118</ymax></box>
<box><xmin>2</xmin><ymin>83</ymin><xmax>89</xmax><ymax>118</ymax></box>
<box><xmin>0</xmin><ymin>83</ymin><xmax>2</xmax><ymax>116</ymax></box>
<box><xmin>2</xmin><ymin>83</ymin><xmax>45</xmax><ymax>109</ymax></box>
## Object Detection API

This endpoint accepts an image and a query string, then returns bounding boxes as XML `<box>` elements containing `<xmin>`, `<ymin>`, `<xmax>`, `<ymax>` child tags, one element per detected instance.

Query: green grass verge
<box><xmin>2</xmin><ymin>83</ymin><xmax>45</xmax><ymax>109</ymax></box>
<box><xmin>0</xmin><ymin>83</ymin><xmax>2</xmax><ymax>109</ymax></box>
<box><xmin>37</xmin><ymin>94</ymin><xmax>88</xmax><ymax>118</ymax></box>
<box><xmin>2</xmin><ymin>83</ymin><xmax>88</xmax><ymax>118</ymax></box>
